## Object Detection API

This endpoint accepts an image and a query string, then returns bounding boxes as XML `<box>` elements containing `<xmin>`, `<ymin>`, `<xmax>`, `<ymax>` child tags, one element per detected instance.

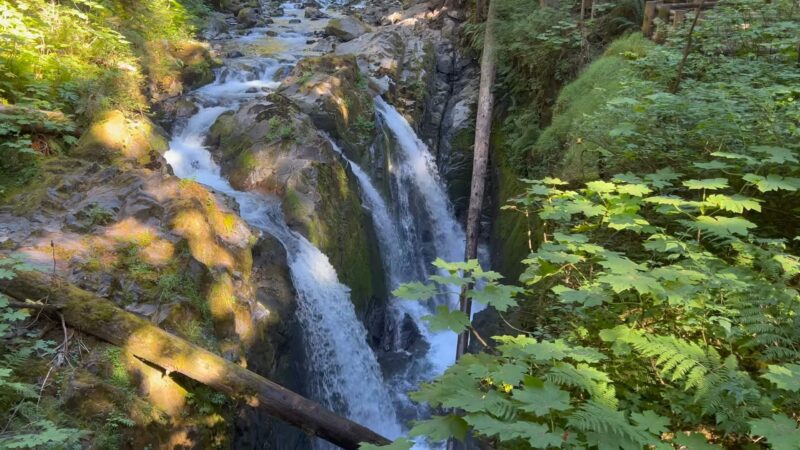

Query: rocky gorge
<box><xmin>0</xmin><ymin>0</ymin><xmax>482</xmax><ymax>447</ymax></box>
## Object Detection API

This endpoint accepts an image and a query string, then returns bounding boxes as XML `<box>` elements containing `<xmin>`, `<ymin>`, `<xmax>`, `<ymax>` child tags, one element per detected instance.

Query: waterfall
<box><xmin>164</xmin><ymin>3</ymin><xmax>474</xmax><ymax>445</ymax></box>
<box><xmin>326</xmin><ymin>95</ymin><xmax>470</xmax><ymax>427</ymax></box>
<box><xmin>163</xmin><ymin>12</ymin><xmax>402</xmax><ymax>440</ymax></box>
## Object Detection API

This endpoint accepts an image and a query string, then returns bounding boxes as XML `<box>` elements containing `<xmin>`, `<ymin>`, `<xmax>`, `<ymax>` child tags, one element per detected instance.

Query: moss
<box><xmin>531</xmin><ymin>33</ymin><xmax>655</xmax><ymax>181</ymax></box>
<box><xmin>304</xmin><ymin>162</ymin><xmax>386</xmax><ymax>314</ymax></box>
<box><xmin>286</xmin><ymin>55</ymin><xmax>376</xmax><ymax>164</ymax></box>
<box><xmin>71</xmin><ymin>110</ymin><xmax>169</xmax><ymax>166</ymax></box>
<box><xmin>490</xmin><ymin>121</ymin><xmax>532</xmax><ymax>281</ymax></box>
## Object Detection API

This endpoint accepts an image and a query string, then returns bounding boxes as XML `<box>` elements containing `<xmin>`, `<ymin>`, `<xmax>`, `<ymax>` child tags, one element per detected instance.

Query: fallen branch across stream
<box><xmin>0</xmin><ymin>271</ymin><xmax>390</xmax><ymax>450</ymax></box>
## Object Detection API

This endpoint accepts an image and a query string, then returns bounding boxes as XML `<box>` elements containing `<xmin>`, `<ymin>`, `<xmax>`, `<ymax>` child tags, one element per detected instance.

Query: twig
<box><xmin>671</xmin><ymin>0</ymin><xmax>707</xmax><ymax>93</ymax></box>
<box><xmin>58</xmin><ymin>313</ymin><xmax>72</xmax><ymax>368</ymax></box>
<box><xmin>37</xmin><ymin>365</ymin><xmax>55</xmax><ymax>407</ymax></box>
<box><xmin>5</xmin><ymin>301</ymin><xmax>62</xmax><ymax>313</ymax></box>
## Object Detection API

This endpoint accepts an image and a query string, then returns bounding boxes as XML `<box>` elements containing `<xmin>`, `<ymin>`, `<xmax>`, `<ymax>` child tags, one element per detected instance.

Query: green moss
<box><xmin>305</xmin><ymin>163</ymin><xmax>386</xmax><ymax>314</ymax></box>
<box><xmin>490</xmin><ymin>122</ymin><xmax>532</xmax><ymax>281</ymax></box>
<box><xmin>106</xmin><ymin>348</ymin><xmax>132</xmax><ymax>389</ymax></box>
<box><xmin>531</xmin><ymin>33</ymin><xmax>655</xmax><ymax>181</ymax></box>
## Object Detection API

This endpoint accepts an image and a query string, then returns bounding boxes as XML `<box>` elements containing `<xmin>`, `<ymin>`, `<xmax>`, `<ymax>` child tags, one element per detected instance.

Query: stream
<box><xmin>164</xmin><ymin>3</ymin><xmax>467</xmax><ymax>447</ymax></box>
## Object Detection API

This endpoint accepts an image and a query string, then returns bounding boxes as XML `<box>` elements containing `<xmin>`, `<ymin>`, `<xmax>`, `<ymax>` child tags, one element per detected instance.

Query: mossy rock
<box><xmin>281</xmin><ymin>54</ymin><xmax>376</xmax><ymax>165</ymax></box>
<box><xmin>283</xmin><ymin>161</ymin><xmax>386</xmax><ymax>314</ymax></box>
<box><xmin>72</xmin><ymin>110</ymin><xmax>169</xmax><ymax>166</ymax></box>
<box><xmin>323</xmin><ymin>16</ymin><xmax>370</xmax><ymax>42</ymax></box>
<box><xmin>531</xmin><ymin>33</ymin><xmax>655</xmax><ymax>181</ymax></box>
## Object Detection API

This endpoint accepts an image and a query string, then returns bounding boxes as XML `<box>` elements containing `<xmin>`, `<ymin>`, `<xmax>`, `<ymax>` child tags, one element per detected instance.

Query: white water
<box><xmin>165</xmin><ymin>1</ymin><xmax>476</xmax><ymax>444</ymax></box>
<box><xmin>164</xmin><ymin>4</ymin><xmax>401</xmax><ymax>442</ymax></box>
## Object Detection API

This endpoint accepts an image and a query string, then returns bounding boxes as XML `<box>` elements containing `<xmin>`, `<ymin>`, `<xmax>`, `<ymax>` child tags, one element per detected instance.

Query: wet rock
<box><xmin>72</xmin><ymin>110</ymin><xmax>169</xmax><ymax>166</ymax></box>
<box><xmin>175</xmin><ymin>98</ymin><xmax>199</xmax><ymax>118</ymax></box>
<box><xmin>288</xmin><ymin>18</ymin><xmax>302</xmax><ymax>24</ymax></box>
<box><xmin>279</xmin><ymin>55</ymin><xmax>375</xmax><ymax>163</ymax></box>
<box><xmin>237</xmin><ymin>7</ymin><xmax>259</xmax><ymax>27</ymax></box>
<box><xmin>309</xmin><ymin>36</ymin><xmax>336</xmax><ymax>53</ymax></box>
<box><xmin>323</xmin><ymin>16</ymin><xmax>370</xmax><ymax>42</ymax></box>
<box><xmin>207</xmin><ymin>94</ymin><xmax>386</xmax><ymax>315</ymax></box>
<box><xmin>206</xmin><ymin>14</ymin><xmax>230</xmax><ymax>38</ymax></box>
<box><xmin>227</xmin><ymin>50</ymin><xmax>245</xmax><ymax>58</ymax></box>
<box><xmin>304</xmin><ymin>6</ymin><xmax>327</xmax><ymax>19</ymax></box>
<box><xmin>245</xmin><ymin>87</ymin><xmax>259</xmax><ymax>93</ymax></box>
<box><xmin>266</xmin><ymin>30</ymin><xmax>278</xmax><ymax>37</ymax></box>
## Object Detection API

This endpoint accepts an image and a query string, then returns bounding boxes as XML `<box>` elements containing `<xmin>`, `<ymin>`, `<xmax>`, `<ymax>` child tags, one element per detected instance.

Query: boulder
<box><xmin>304</xmin><ymin>6</ymin><xmax>328</xmax><ymax>19</ymax></box>
<box><xmin>206</xmin><ymin>94</ymin><xmax>386</xmax><ymax>315</ymax></box>
<box><xmin>279</xmin><ymin>55</ymin><xmax>375</xmax><ymax>164</ymax></box>
<box><xmin>72</xmin><ymin>110</ymin><xmax>169</xmax><ymax>166</ymax></box>
<box><xmin>237</xmin><ymin>7</ymin><xmax>259</xmax><ymax>28</ymax></box>
<box><xmin>323</xmin><ymin>16</ymin><xmax>370</xmax><ymax>42</ymax></box>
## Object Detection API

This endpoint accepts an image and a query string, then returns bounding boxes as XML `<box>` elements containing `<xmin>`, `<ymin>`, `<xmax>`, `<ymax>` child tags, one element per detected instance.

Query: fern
<box><xmin>567</xmin><ymin>401</ymin><xmax>655</xmax><ymax>447</ymax></box>
<box><xmin>545</xmin><ymin>362</ymin><xmax>618</xmax><ymax>410</ymax></box>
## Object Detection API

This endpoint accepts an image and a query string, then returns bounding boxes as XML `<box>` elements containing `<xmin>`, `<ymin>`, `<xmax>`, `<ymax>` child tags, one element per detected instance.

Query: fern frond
<box><xmin>545</xmin><ymin>362</ymin><xmax>618</xmax><ymax>409</ymax></box>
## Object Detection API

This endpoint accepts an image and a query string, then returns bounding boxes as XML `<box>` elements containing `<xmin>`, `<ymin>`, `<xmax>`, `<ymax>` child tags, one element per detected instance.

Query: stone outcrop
<box><xmin>279</xmin><ymin>55</ymin><xmax>375</xmax><ymax>164</ymax></box>
<box><xmin>323</xmin><ymin>16</ymin><xmax>371</xmax><ymax>42</ymax></box>
<box><xmin>0</xmin><ymin>119</ymin><xmax>297</xmax><ymax>448</ymax></box>
<box><xmin>335</xmin><ymin>2</ymin><xmax>479</xmax><ymax>218</ymax></box>
<box><xmin>206</xmin><ymin>93</ymin><xmax>387</xmax><ymax>318</ymax></box>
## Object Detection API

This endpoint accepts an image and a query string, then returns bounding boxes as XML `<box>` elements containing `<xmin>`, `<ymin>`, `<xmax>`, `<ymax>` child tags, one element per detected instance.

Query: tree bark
<box><xmin>456</xmin><ymin>0</ymin><xmax>498</xmax><ymax>362</ymax></box>
<box><xmin>0</xmin><ymin>271</ymin><xmax>390</xmax><ymax>450</ymax></box>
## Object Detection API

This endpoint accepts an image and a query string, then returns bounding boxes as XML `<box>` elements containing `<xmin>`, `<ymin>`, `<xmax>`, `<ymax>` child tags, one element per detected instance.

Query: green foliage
<box><xmin>265</xmin><ymin>116</ymin><xmax>295</xmax><ymax>141</ymax></box>
<box><xmin>386</xmin><ymin>155</ymin><xmax>799</xmax><ymax>447</ymax></box>
<box><xmin>0</xmin><ymin>256</ymin><xmax>88</xmax><ymax>448</ymax></box>
<box><xmin>0</xmin><ymin>0</ymin><xmax>212</xmax><ymax>190</ymax></box>
<box><xmin>525</xmin><ymin>0</ymin><xmax>800</xmax><ymax>185</ymax></box>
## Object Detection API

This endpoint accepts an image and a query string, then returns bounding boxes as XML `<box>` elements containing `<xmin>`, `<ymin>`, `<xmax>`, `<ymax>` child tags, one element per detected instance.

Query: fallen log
<box><xmin>0</xmin><ymin>271</ymin><xmax>390</xmax><ymax>450</ymax></box>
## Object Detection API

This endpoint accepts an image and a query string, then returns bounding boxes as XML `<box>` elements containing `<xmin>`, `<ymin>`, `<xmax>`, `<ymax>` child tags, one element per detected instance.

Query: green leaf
<box><xmin>704</xmin><ymin>194</ymin><xmax>762</xmax><ymax>213</ymax></box>
<box><xmin>441</xmin><ymin>387</ymin><xmax>514</xmax><ymax>416</ymax></box>
<box><xmin>743</xmin><ymin>173</ymin><xmax>800</xmax><ymax>192</ymax></box>
<box><xmin>393</xmin><ymin>282</ymin><xmax>437</xmax><ymax>301</ymax></box>
<box><xmin>0</xmin><ymin>268</ymin><xmax>15</xmax><ymax>280</ymax></box>
<box><xmin>750</xmin><ymin>145</ymin><xmax>798</xmax><ymax>164</ymax></box>
<box><xmin>586</xmin><ymin>180</ymin><xmax>617</xmax><ymax>193</ymax></box>
<box><xmin>429</xmin><ymin>274</ymin><xmax>473</xmax><ymax>287</ymax></box>
<box><xmin>464</xmin><ymin>413</ymin><xmax>565</xmax><ymax>448</ymax></box>
<box><xmin>468</xmin><ymin>283</ymin><xmax>523</xmax><ymax>312</ymax></box>
<box><xmin>512</xmin><ymin>381</ymin><xmax>571</xmax><ymax>416</ymax></box>
<box><xmin>359</xmin><ymin>438</ymin><xmax>414</xmax><ymax>450</ymax></box>
<box><xmin>551</xmin><ymin>285</ymin><xmax>606</xmax><ymax>307</ymax></box>
<box><xmin>616</xmin><ymin>183</ymin><xmax>652</xmax><ymax>197</ymax></box>
<box><xmin>490</xmin><ymin>362</ymin><xmax>528</xmax><ymax>386</ymax></box>
<box><xmin>422</xmin><ymin>305</ymin><xmax>470</xmax><ymax>333</ymax></box>
<box><xmin>749</xmin><ymin>414</ymin><xmax>800</xmax><ymax>450</ymax></box>
<box><xmin>682</xmin><ymin>178</ymin><xmax>729</xmax><ymax>190</ymax></box>
<box><xmin>673</xmin><ymin>433</ymin><xmax>721</xmax><ymax>449</ymax></box>
<box><xmin>690</xmin><ymin>215</ymin><xmax>757</xmax><ymax>237</ymax></box>
<box><xmin>693</xmin><ymin>160</ymin><xmax>734</xmax><ymax>170</ymax></box>
<box><xmin>631</xmin><ymin>410</ymin><xmax>670</xmax><ymax>434</ymax></box>
<box><xmin>762</xmin><ymin>364</ymin><xmax>800</xmax><ymax>392</ymax></box>
<box><xmin>409</xmin><ymin>415</ymin><xmax>469</xmax><ymax>442</ymax></box>
<box><xmin>597</xmin><ymin>272</ymin><xmax>662</xmax><ymax>295</ymax></box>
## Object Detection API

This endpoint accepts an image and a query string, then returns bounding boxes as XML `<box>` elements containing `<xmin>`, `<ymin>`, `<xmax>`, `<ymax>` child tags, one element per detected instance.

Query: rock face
<box><xmin>0</xmin><ymin>110</ymin><xmax>301</xmax><ymax>447</ymax></box>
<box><xmin>323</xmin><ymin>16</ymin><xmax>371</xmax><ymax>42</ymax></box>
<box><xmin>279</xmin><ymin>55</ymin><xmax>375</xmax><ymax>164</ymax></box>
<box><xmin>206</xmin><ymin>93</ymin><xmax>387</xmax><ymax>318</ymax></box>
<box><xmin>72</xmin><ymin>110</ymin><xmax>169</xmax><ymax>168</ymax></box>
<box><xmin>335</xmin><ymin>3</ymin><xmax>479</xmax><ymax>218</ymax></box>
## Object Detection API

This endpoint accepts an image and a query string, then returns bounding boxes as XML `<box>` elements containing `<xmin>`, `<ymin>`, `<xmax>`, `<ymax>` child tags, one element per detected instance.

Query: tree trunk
<box><xmin>0</xmin><ymin>271</ymin><xmax>390</xmax><ymax>450</ymax></box>
<box><xmin>455</xmin><ymin>0</ymin><xmax>498</xmax><ymax>361</ymax></box>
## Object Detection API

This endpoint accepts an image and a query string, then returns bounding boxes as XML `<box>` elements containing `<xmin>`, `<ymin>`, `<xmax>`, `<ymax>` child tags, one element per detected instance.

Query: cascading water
<box><xmin>166</xmin><ymin>1</ymin><xmax>477</xmax><ymax>446</ymax></box>
<box><xmin>164</xmin><ymin>4</ymin><xmax>401</xmax><ymax>444</ymax></box>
